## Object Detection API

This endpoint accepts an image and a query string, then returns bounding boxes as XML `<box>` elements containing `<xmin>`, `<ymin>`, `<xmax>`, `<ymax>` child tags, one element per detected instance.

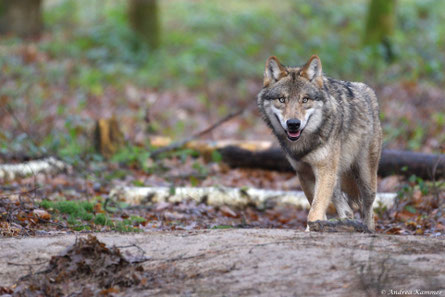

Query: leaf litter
<box><xmin>6</xmin><ymin>235</ymin><xmax>193</xmax><ymax>296</ymax></box>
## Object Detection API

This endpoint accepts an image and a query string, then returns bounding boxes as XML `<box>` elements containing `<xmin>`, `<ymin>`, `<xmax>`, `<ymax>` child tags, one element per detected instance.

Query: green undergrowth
<box><xmin>0</xmin><ymin>0</ymin><xmax>444</xmax><ymax>157</ymax></box>
<box><xmin>211</xmin><ymin>225</ymin><xmax>234</xmax><ymax>229</ymax></box>
<box><xmin>40</xmin><ymin>198</ymin><xmax>146</xmax><ymax>232</ymax></box>
<box><xmin>39</xmin><ymin>0</ymin><xmax>445</xmax><ymax>88</ymax></box>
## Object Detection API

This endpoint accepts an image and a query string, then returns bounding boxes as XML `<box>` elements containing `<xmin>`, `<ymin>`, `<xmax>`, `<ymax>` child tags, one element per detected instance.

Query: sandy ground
<box><xmin>1</xmin><ymin>230</ymin><xmax>445</xmax><ymax>296</ymax></box>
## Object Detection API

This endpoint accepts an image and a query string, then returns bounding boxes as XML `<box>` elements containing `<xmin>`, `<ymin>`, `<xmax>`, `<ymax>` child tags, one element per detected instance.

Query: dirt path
<box><xmin>1</xmin><ymin>230</ymin><xmax>444</xmax><ymax>296</ymax></box>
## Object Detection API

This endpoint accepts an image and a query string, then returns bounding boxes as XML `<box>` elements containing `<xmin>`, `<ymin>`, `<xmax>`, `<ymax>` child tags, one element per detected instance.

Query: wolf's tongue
<box><xmin>287</xmin><ymin>130</ymin><xmax>301</xmax><ymax>138</ymax></box>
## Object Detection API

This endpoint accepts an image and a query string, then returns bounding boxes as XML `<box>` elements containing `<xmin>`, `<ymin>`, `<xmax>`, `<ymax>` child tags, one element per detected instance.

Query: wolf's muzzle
<box><xmin>286</xmin><ymin>119</ymin><xmax>301</xmax><ymax>131</ymax></box>
<box><xmin>286</xmin><ymin>119</ymin><xmax>302</xmax><ymax>141</ymax></box>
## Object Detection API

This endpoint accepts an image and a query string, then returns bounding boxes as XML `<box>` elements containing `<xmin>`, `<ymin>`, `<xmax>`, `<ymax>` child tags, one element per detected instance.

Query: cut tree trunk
<box><xmin>0</xmin><ymin>0</ymin><xmax>43</xmax><ymax>37</ymax></box>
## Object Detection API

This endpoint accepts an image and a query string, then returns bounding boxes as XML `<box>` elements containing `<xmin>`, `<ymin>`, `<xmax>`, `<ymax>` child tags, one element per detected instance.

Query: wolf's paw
<box><xmin>307</xmin><ymin>219</ymin><xmax>372</xmax><ymax>233</ymax></box>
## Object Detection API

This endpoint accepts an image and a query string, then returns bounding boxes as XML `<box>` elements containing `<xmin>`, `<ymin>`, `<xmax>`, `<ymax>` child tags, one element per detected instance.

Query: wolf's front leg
<box><xmin>307</xmin><ymin>157</ymin><xmax>339</xmax><ymax>226</ymax></box>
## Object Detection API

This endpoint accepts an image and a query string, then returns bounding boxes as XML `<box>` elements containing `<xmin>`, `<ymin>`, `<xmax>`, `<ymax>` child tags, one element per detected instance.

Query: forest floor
<box><xmin>1</xmin><ymin>230</ymin><xmax>445</xmax><ymax>296</ymax></box>
<box><xmin>1</xmin><ymin>7</ymin><xmax>445</xmax><ymax>295</ymax></box>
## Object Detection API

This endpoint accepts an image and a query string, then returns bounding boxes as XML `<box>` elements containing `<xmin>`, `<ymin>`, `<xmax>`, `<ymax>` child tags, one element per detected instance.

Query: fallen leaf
<box><xmin>33</xmin><ymin>209</ymin><xmax>51</xmax><ymax>220</ymax></box>
<box><xmin>219</xmin><ymin>206</ymin><xmax>238</xmax><ymax>218</ymax></box>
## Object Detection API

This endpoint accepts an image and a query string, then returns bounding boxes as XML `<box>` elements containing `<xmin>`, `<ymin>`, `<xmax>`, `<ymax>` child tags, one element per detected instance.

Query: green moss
<box><xmin>41</xmin><ymin>199</ymin><xmax>96</xmax><ymax>225</ymax></box>
<box><xmin>114</xmin><ymin>221</ymin><xmax>142</xmax><ymax>232</ymax></box>
<box><xmin>40</xmin><ymin>199</ymin><xmax>142</xmax><ymax>232</ymax></box>
<box><xmin>130</xmin><ymin>215</ymin><xmax>146</xmax><ymax>224</ymax></box>
<box><xmin>79</xmin><ymin>212</ymin><xmax>94</xmax><ymax>221</ymax></box>
<box><xmin>56</xmin><ymin>201</ymin><xmax>79</xmax><ymax>215</ymax></box>
<box><xmin>211</xmin><ymin>225</ymin><xmax>234</xmax><ymax>229</ymax></box>
<box><xmin>80</xmin><ymin>201</ymin><xmax>94</xmax><ymax>212</ymax></box>
<box><xmin>67</xmin><ymin>215</ymin><xmax>80</xmax><ymax>226</ymax></box>
<box><xmin>94</xmin><ymin>213</ymin><xmax>107</xmax><ymax>225</ymax></box>
<box><xmin>40</xmin><ymin>200</ymin><xmax>52</xmax><ymax>210</ymax></box>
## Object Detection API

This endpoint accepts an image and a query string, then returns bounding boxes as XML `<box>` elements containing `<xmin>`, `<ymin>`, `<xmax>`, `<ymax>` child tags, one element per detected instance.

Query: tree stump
<box><xmin>94</xmin><ymin>117</ymin><xmax>124</xmax><ymax>158</ymax></box>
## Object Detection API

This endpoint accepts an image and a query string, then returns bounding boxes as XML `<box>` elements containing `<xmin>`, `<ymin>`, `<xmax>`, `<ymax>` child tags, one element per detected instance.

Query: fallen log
<box><xmin>110</xmin><ymin>186</ymin><xmax>397</xmax><ymax>210</ymax></box>
<box><xmin>379</xmin><ymin>149</ymin><xmax>444</xmax><ymax>180</ymax></box>
<box><xmin>218</xmin><ymin>146</ymin><xmax>445</xmax><ymax>180</ymax></box>
<box><xmin>0</xmin><ymin>157</ymin><xmax>70</xmax><ymax>180</ymax></box>
<box><xmin>149</xmin><ymin>137</ymin><xmax>444</xmax><ymax>180</ymax></box>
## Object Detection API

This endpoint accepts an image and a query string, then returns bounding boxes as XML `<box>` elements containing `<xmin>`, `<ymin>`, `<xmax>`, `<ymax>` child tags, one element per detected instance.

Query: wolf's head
<box><xmin>258</xmin><ymin>55</ymin><xmax>325</xmax><ymax>142</ymax></box>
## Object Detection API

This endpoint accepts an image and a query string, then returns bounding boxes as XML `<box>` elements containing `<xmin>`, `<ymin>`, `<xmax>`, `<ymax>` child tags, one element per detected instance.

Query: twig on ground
<box><xmin>7</xmin><ymin>261</ymin><xmax>48</xmax><ymax>266</ymax></box>
<box><xmin>103</xmin><ymin>197</ymin><xmax>122</xmax><ymax>213</ymax></box>
<box><xmin>151</xmin><ymin>108</ymin><xmax>244</xmax><ymax>158</ymax></box>
<box><xmin>0</xmin><ymin>187</ymin><xmax>40</xmax><ymax>199</ymax></box>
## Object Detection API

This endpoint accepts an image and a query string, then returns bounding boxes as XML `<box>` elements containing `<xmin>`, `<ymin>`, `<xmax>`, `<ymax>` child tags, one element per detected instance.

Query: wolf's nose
<box><xmin>286</xmin><ymin>119</ymin><xmax>301</xmax><ymax>131</ymax></box>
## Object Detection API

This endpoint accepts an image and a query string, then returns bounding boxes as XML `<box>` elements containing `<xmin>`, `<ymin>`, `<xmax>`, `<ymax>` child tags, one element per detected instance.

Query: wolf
<box><xmin>257</xmin><ymin>55</ymin><xmax>382</xmax><ymax>231</ymax></box>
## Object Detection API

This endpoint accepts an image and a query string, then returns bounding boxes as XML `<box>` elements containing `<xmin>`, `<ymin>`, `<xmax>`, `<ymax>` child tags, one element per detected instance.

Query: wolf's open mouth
<box><xmin>287</xmin><ymin>129</ymin><xmax>302</xmax><ymax>141</ymax></box>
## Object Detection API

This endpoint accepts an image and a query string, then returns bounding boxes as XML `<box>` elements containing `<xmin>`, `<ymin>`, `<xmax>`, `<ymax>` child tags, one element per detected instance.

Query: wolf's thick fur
<box><xmin>257</xmin><ymin>55</ymin><xmax>382</xmax><ymax>231</ymax></box>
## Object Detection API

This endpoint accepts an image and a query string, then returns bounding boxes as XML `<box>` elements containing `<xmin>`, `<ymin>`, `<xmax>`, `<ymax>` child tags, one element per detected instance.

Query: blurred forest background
<box><xmin>0</xmin><ymin>0</ymin><xmax>444</xmax><ymax>235</ymax></box>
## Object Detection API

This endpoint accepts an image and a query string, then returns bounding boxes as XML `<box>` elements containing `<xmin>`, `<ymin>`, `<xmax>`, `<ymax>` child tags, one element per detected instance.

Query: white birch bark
<box><xmin>0</xmin><ymin>157</ymin><xmax>70</xmax><ymax>180</ymax></box>
<box><xmin>110</xmin><ymin>186</ymin><xmax>396</xmax><ymax>210</ymax></box>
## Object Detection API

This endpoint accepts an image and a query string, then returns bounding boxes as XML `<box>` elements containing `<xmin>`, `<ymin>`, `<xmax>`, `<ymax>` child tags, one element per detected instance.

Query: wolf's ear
<box><xmin>300</xmin><ymin>55</ymin><xmax>322</xmax><ymax>85</ymax></box>
<box><xmin>264</xmin><ymin>56</ymin><xmax>286</xmax><ymax>86</ymax></box>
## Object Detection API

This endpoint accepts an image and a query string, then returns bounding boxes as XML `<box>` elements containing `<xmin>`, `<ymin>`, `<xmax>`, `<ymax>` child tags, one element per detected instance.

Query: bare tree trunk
<box><xmin>363</xmin><ymin>0</ymin><xmax>396</xmax><ymax>60</ymax></box>
<box><xmin>0</xmin><ymin>0</ymin><xmax>43</xmax><ymax>38</ymax></box>
<box><xmin>128</xmin><ymin>0</ymin><xmax>160</xmax><ymax>49</ymax></box>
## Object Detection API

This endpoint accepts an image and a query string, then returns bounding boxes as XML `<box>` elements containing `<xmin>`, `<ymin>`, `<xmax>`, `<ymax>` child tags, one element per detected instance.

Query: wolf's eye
<box><xmin>302</xmin><ymin>97</ymin><xmax>309</xmax><ymax>103</ymax></box>
<box><xmin>278</xmin><ymin>97</ymin><xmax>285</xmax><ymax>103</ymax></box>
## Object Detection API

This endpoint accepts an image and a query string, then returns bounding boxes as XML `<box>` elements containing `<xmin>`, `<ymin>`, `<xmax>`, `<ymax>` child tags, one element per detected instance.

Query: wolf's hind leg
<box><xmin>332</xmin><ymin>186</ymin><xmax>354</xmax><ymax>219</ymax></box>
<box><xmin>354</xmin><ymin>160</ymin><xmax>378</xmax><ymax>231</ymax></box>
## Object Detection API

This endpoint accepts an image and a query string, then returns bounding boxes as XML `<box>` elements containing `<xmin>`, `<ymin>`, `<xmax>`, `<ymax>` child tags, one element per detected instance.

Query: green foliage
<box><xmin>211</xmin><ymin>225</ymin><xmax>234</xmax><ymax>229</ymax></box>
<box><xmin>111</xmin><ymin>145</ymin><xmax>151</xmax><ymax>171</ymax></box>
<box><xmin>36</xmin><ymin>0</ymin><xmax>444</xmax><ymax>89</ymax></box>
<box><xmin>192</xmin><ymin>161</ymin><xmax>208</xmax><ymax>176</ymax></box>
<box><xmin>404</xmin><ymin>205</ymin><xmax>417</xmax><ymax>214</ymax></box>
<box><xmin>40</xmin><ymin>199</ymin><xmax>146</xmax><ymax>232</ymax></box>
<box><xmin>94</xmin><ymin>213</ymin><xmax>112</xmax><ymax>226</ymax></box>
<box><xmin>1</xmin><ymin>0</ymin><xmax>444</xmax><ymax>156</ymax></box>
<box><xmin>130</xmin><ymin>215</ymin><xmax>146</xmax><ymax>224</ymax></box>
<box><xmin>132</xmin><ymin>180</ymin><xmax>145</xmax><ymax>187</ymax></box>
<box><xmin>41</xmin><ymin>200</ymin><xmax>94</xmax><ymax>220</ymax></box>
<box><xmin>407</xmin><ymin>126</ymin><xmax>425</xmax><ymax>151</ymax></box>
<box><xmin>373</xmin><ymin>201</ymin><xmax>387</xmax><ymax>218</ymax></box>
<box><xmin>114</xmin><ymin>221</ymin><xmax>142</xmax><ymax>232</ymax></box>
<box><xmin>211</xmin><ymin>150</ymin><xmax>223</xmax><ymax>163</ymax></box>
<box><xmin>104</xmin><ymin>169</ymin><xmax>128</xmax><ymax>181</ymax></box>
<box><xmin>394</xmin><ymin>174</ymin><xmax>444</xmax><ymax>217</ymax></box>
